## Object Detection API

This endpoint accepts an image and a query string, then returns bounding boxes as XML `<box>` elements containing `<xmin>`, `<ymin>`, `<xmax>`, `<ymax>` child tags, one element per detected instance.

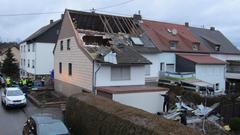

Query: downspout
<box><xmin>93</xmin><ymin>60</ymin><xmax>101</xmax><ymax>95</ymax></box>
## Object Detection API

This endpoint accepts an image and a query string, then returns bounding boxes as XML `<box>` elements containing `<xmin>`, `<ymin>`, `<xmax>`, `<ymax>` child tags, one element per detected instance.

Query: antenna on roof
<box><xmin>138</xmin><ymin>10</ymin><xmax>141</xmax><ymax>15</ymax></box>
<box><xmin>90</xmin><ymin>8</ymin><xmax>96</xmax><ymax>13</ymax></box>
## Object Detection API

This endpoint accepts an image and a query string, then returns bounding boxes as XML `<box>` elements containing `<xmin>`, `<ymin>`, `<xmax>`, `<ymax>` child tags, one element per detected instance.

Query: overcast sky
<box><xmin>0</xmin><ymin>0</ymin><xmax>239</xmax><ymax>48</ymax></box>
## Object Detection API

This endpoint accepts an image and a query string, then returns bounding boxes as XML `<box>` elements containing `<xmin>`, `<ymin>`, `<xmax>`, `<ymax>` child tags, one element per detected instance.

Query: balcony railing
<box><xmin>159</xmin><ymin>71</ymin><xmax>195</xmax><ymax>80</ymax></box>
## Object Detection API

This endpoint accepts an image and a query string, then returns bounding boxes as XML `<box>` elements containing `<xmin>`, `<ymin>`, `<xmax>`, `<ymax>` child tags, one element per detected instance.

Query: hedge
<box><xmin>64</xmin><ymin>93</ymin><xmax>202</xmax><ymax>135</ymax></box>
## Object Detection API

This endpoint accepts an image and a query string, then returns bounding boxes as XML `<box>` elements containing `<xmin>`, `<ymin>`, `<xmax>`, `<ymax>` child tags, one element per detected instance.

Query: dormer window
<box><xmin>170</xmin><ymin>41</ymin><xmax>177</xmax><ymax>50</ymax></box>
<box><xmin>192</xmin><ymin>43</ymin><xmax>199</xmax><ymax>51</ymax></box>
<box><xmin>215</xmin><ymin>45</ymin><xmax>220</xmax><ymax>51</ymax></box>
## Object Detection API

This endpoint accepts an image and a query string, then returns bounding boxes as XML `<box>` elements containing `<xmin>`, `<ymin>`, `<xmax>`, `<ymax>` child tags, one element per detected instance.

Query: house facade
<box><xmin>53</xmin><ymin>10</ymin><xmax>168</xmax><ymax>113</ymax></box>
<box><xmin>20</xmin><ymin>20</ymin><xmax>62</xmax><ymax>79</ymax></box>
<box><xmin>137</xmin><ymin>20</ymin><xmax>240</xmax><ymax>93</ymax></box>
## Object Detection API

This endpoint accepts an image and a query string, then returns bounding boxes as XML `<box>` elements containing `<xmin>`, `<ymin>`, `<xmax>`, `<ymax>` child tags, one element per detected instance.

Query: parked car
<box><xmin>1</xmin><ymin>87</ymin><xmax>27</xmax><ymax>108</ymax></box>
<box><xmin>23</xmin><ymin>114</ymin><xmax>70</xmax><ymax>135</ymax></box>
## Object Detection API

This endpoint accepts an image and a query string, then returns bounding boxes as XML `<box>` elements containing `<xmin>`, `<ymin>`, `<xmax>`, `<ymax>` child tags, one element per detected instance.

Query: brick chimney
<box><xmin>50</xmin><ymin>19</ymin><xmax>54</xmax><ymax>24</ymax></box>
<box><xmin>185</xmin><ymin>22</ymin><xmax>189</xmax><ymax>27</ymax></box>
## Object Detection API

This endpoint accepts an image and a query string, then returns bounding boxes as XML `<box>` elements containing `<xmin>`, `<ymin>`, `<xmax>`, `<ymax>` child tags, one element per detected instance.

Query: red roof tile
<box><xmin>177</xmin><ymin>54</ymin><xmax>227</xmax><ymax>65</ymax></box>
<box><xmin>141</xmin><ymin>20</ymin><xmax>209</xmax><ymax>52</ymax></box>
<box><xmin>97</xmin><ymin>85</ymin><xmax>168</xmax><ymax>94</ymax></box>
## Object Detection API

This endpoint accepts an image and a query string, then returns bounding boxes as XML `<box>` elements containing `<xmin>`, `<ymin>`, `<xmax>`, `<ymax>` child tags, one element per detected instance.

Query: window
<box><xmin>166</xmin><ymin>64</ymin><xmax>175</xmax><ymax>72</ymax></box>
<box><xmin>56</xmin><ymin>29</ymin><xmax>60</xmax><ymax>35</ymax></box>
<box><xmin>111</xmin><ymin>66</ymin><xmax>130</xmax><ymax>81</ymax></box>
<box><xmin>32</xmin><ymin>60</ymin><xmax>35</xmax><ymax>69</ymax></box>
<box><xmin>215</xmin><ymin>83</ymin><xmax>219</xmax><ymax>91</ymax></box>
<box><xmin>160</xmin><ymin>62</ymin><xmax>165</xmax><ymax>72</ymax></box>
<box><xmin>145</xmin><ymin>65</ymin><xmax>150</xmax><ymax>76</ymax></box>
<box><xmin>215</xmin><ymin>45</ymin><xmax>220</xmax><ymax>51</ymax></box>
<box><xmin>27</xmin><ymin>59</ymin><xmax>30</xmax><ymax>67</ymax></box>
<box><xmin>59</xmin><ymin>62</ymin><xmax>62</xmax><ymax>74</ymax></box>
<box><xmin>192</xmin><ymin>44</ymin><xmax>198</xmax><ymax>51</ymax></box>
<box><xmin>68</xmin><ymin>63</ymin><xmax>72</xmax><ymax>76</ymax></box>
<box><xmin>170</xmin><ymin>41</ymin><xmax>177</xmax><ymax>50</ymax></box>
<box><xmin>24</xmin><ymin>45</ymin><xmax>26</xmax><ymax>52</ymax></box>
<box><xmin>28</xmin><ymin>44</ymin><xmax>30</xmax><ymax>52</ymax></box>
<box><xmin>32</xmin><ymin>43</ymin><xmax>35</xmax><ymax>52</ymax></box>
<box><xmin>24</xmin><ymin>59</ymin><xmax>26</xmax><ymax>66</ymax></box>
<box><xmin>60</xmin><ymin>41</ymin><xmax>63</xmax><ymax>51</ymax></box>
<box><xmin>131</xmin><ymin>37</ymin><xmax>144</xmax><ymax>45</ymax></box>
<box><xmin>67</xmin><ymin>39</ymin><xmax>71</xmax><ymax>50</ymax></box>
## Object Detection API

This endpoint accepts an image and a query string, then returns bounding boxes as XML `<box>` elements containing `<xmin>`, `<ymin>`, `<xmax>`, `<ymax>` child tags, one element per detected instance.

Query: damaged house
<box><xmin>54</xmin><ymin>9</ymin><xmax>168</xmax><ymax>113</ymax></box>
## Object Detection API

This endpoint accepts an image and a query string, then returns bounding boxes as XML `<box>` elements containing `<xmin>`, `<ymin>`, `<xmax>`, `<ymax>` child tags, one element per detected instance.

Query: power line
<box><xmin>96</xmin><ymin>9</ymin><xmax>132</xmax><ymax>17</ymax></box>
<box><xmin>0</xmin><ymin>0</ymin><xmax>136</xmax><ymax>17</ymax></box>
<box><xmin>0</xmin><ymin>11</ymin><xmax>63</xmax><ymax>17</ymax></box>
<box><xmin>96</xmin><ymin>0</ymin><xmax>135</xmax><ymax>10</ymax></box>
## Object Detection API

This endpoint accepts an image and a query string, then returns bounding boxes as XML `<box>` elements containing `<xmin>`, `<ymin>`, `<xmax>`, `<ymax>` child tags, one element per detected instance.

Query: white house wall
<box><xmin>95</xmin><ymin>65</ymin><xmax>145</xmax><ymax>87</ymax></box>
<box><xmin>195</xmin><ymin>64</ymin><xmax>226</xmax><ymax>91</ymax></box>
<box><xmin>35</xmin><ymin>43</ymin><xmax>54</xmax><ymax>75</ymax></box>
<box><xmin>142</xmin><ymin>53</ymin><xmax>176</xmax><ymax>79</ymax></box>
<box><xmin>210</xmin><ymin>54</ymin><xmax>240</xmax><ymax>61</ymax></box>
<box><xmin>20</xmin><ymin>42</ymin><xmax>54</xmax><ymax>75</ymax></box>
<box><xmin>112</xmin><ymin>91</ymin><xmax>167</xmax><ymax>114</ymax></box>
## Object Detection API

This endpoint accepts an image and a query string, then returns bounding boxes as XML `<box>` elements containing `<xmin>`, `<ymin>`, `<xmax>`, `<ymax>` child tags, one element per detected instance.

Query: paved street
<box><xmin>0</xmin><ymin>89</ymin><xmax>63</xmax><ymax>135</ymax></box>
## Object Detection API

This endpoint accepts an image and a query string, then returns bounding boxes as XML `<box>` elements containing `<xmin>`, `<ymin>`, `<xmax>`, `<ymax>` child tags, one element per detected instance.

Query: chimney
<box><xmin>50</xmin><ymin>19</ymin><xmax>54</xmax><ymax>24</ymax></box>
<box><xmin>210</xmin><ymin>27</ymin><xmax>215</xmax><ymax>31</ymax></box>
<box><xmin>61</xmin><ymin>14</ymin><xmax>64</xmax><ymax>19</ymax></box>
<box><xmin>133</xmin><ymin>10</ymin><xmax>142</xmax><ymax>22</ymax></box>
<box><xmin>185</xmin><ymin>22</ymin><xmax>189</xmax><ymax>27</ymax></box>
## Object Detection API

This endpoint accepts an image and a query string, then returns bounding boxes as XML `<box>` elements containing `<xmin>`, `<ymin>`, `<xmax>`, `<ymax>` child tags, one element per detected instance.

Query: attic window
<box><xmin>215</xmin><ymin>45</ymin><xmax>220</xmax><ymax>51</ymax></box>
<box><xmin>170</xmin><ymin>41</ymin><xmax>177</xmax><ymax>50</ymax></box>
<box><xmin>131</xmin><ymin>37</ymin><xmax>143</xmax><ymax>45</ymax></box>
<box><xmin>192</xmin><ymin>44</ymin><xmax>199</xmax><ymax>51</ymax></box>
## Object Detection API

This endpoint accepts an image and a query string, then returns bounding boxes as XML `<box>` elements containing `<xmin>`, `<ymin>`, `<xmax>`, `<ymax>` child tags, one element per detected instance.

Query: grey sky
<box><xmin>0</xmin><ymin>0</ymin><xmax>239</xmax><ymax>48</ymax></box>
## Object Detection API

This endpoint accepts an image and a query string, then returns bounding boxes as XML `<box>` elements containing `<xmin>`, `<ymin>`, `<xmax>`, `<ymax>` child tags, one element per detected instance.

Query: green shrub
<box><xmin>229</xmin><ymin>117</ymin><xmax>240</xmax><ymax>131</ymax></box>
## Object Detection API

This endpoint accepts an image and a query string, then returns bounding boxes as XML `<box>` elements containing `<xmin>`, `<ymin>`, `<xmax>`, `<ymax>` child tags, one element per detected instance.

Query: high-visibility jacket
<box><xmin>22</xmin><ymin>79</ymin><xmax>27</xmax><ymax>85</ymax></box>
<box><xmin>6</xmin><ymin>78</ymin><xmax>11</xmax><ymax>85</ymax></box>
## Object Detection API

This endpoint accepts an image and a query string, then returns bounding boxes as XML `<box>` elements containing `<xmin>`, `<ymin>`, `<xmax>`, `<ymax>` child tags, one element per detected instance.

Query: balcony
<box><xmin>159</xmin><ymin>71</ymin><xmax>195</xmax><ymax>81</ymax></box>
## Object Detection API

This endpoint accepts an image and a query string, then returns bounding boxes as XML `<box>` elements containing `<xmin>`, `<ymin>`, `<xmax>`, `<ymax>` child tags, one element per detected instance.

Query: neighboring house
<box><xmin>189</xmin><ymin>26</ymin><xmax>240</xmax><ymax>93</ymax></box>
<box><xmin>20</xmin><ymin>19</ymin><xmax>62</xmax><ymax>79</ymax></box>
<box><xmin>0</xmin><ymin>42</ymin><xmax>20</xmax><ymax>64</ymax></box>
<box><xmin>139</xmin><ymin>20</ymin><xmax>240</xmax><ymax>93</ymax></box>
<box><xmin>53</xmin><ymin>9</ymin><xmax>168</xmax><ymax>113</ymax></box>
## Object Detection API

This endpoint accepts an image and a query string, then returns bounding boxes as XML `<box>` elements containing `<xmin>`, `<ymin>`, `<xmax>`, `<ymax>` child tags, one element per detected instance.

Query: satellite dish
<box><xmin>172</xmin><ymin>29</ymin><xmax>178</xmax><ymax>35</ymax></box>
<box><xmin>167</xmin><ymin>29</ymin><xmax>172</xmax><ymax>33</ymax></box>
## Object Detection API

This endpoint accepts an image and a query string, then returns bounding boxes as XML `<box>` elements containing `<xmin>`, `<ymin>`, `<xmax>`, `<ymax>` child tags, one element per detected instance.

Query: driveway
<box><xmin>0</xmin><ymin>89</ymin><xmax>63</xmax><ymax>135</ymax></box>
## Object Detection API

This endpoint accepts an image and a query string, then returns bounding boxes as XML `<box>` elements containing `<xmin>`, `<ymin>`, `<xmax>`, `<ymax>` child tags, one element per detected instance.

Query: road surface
<box><xmin>0</xmin><ymin>89</ymin><xmax>63</xmax><ymax>135</ymax></box>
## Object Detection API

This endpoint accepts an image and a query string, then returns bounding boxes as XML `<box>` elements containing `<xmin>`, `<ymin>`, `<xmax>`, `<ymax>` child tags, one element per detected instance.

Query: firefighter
<box><xmin>6</xmin><ymin>77</ymin><xmax>11</xmax><ymax>87</ymax></box>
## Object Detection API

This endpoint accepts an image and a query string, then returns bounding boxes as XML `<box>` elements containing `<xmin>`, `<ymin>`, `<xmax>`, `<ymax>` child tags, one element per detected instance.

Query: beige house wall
<box><xmin>54</xmin><ymin>11</ymin><xmax>93</xmax><ymax>96</ymax></box>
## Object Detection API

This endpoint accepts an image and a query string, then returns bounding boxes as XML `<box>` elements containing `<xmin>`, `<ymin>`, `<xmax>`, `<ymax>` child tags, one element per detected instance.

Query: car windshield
<box><xmin>38</xmin><ymin>122</ymin><xmax>69</xmax><ymax>135</ymax></box>
<box><xmin>7</xmin><ymin>90</ymin><xmax>23</xmax><ymax>96</ymax></box>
